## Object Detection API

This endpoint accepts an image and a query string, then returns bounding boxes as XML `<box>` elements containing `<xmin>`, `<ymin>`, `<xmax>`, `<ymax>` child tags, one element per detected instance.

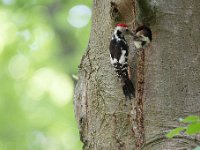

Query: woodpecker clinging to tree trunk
<box><xmin>109</xmin><ymin>23</ymin><xmax>135</xmax><ymax>99</ymax></box>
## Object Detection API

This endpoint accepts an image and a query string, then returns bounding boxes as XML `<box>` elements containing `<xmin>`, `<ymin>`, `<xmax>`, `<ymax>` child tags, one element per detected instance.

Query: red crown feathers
<box><xmin>116</xmin><ymin>23</ymin><xmax>128</xmax><ymax>28</ymax></box>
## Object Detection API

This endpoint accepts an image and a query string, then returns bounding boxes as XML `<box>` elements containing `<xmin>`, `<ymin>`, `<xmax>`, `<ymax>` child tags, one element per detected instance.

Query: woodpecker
<box><xmin>133</xmin><ymin>26</ymin><xmax>152</xmax><ymax>49</ymax></box>
<box><xmin>109</xmin><ymin>23</ymin><xmax>135</xmax><ymax>99</ymax></box>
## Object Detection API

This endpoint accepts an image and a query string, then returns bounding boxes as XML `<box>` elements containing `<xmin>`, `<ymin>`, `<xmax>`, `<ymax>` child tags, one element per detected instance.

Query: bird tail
<box><xmin>114</xmin><ymin>63</ymin><xmax>135</xmax><ymax>99</ymax></box>
<box><xmin>122</xmin><ymin>78</ymin><xmax>135</xmax><ymax>99</ymax></box>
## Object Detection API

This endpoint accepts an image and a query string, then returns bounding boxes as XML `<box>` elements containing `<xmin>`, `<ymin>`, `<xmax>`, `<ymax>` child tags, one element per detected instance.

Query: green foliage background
<box><xmin>0</xmin><ymin>0</ymin><xmax>92</xmax><ymax>150</ymax></box>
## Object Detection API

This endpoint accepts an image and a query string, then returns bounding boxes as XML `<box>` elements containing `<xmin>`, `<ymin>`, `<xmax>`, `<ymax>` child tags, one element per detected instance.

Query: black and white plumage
<box><xmin>133</xmin><ymin>26</ymin><xmax>152</xmax><ymax>49</ymax></box>
<box><xmin>109</xmin><ymin>23</ymin><xmax>135</xmax><ymax>99</ymax></box>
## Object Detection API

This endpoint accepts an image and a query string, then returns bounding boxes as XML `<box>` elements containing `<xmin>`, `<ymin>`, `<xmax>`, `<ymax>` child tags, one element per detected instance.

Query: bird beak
<box><xmin>126</xmin><ymin>29</ymin><xmax>135</xmax><ymax>36</ymax></box>
<box><xmin>133</xmin><ymin>35</ymin><xmax>140</xmax><ymax>41</ymax></box>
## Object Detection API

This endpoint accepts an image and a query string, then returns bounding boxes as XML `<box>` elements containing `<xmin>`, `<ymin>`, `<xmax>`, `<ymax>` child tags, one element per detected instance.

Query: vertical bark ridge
<box><xmin>131</xmin><ymin>0</ymin><xmax>136</xmax><ymax>28</ymax></box>
<box><xmin>130</xmin><ymin>0</ymin><xmax>145</xmax><ymax>149</ymax></box>
<box><xmin>135</xmin><ymin>49</ymin><xmax>145</xmax><ymax>149</ymax></box>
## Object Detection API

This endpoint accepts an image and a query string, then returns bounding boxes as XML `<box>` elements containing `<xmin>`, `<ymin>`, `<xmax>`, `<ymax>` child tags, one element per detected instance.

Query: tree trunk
<box><xmin>74</xmin><ymin>0</ymin><xmax>200</xmax><ymax>149</ymax></box>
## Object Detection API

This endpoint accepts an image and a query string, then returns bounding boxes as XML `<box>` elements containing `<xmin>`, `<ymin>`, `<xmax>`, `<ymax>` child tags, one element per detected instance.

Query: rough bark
<box><xmin>74</xmin><ymin>0</ymin><xmax>200</xmax><ymax>149</ymax></box>
<box><xmin>143</xmin><ymin>0</ymin><xmax>200</xmax><ymax>149</ymax></box>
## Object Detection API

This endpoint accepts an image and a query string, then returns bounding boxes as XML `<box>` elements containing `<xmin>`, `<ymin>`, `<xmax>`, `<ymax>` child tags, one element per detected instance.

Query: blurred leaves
<box><xmin>167</xmin><ymin>115</ymin><xmax>200</xmax><ymax>138</ymax></box>
<box><xmin>181</xmin><ymin>116</ymin><xmax>200</xmax><ymax>123</ymax></box>
<box><xmin>166</xmin><ymin>127</ymin><xmax>185</xmax><ymax>138</ymax></box>
<box><xmin>186</xmin><ymin>123</ymin><xmax>200</xmax><ymax>135</ymax></box>
<box><xmin>0</xmin><ymin>0</ymin><xmax>92</xmax><ymax>150</ymax></box>
<box><xmin>166</xmin><ymin>115</ymin><xmax>200</xmax><ymax>150</ymax></box>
